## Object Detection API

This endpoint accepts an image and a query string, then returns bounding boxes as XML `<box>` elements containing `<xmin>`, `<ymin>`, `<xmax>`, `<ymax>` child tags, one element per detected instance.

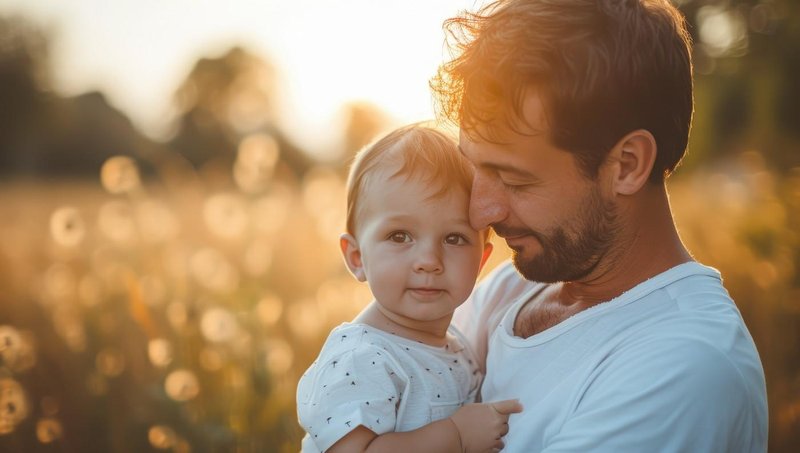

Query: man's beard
<box><xmin>495</xmin><ymin>190</ymin><xmax>619</xmax><ymax>283</ymax></box>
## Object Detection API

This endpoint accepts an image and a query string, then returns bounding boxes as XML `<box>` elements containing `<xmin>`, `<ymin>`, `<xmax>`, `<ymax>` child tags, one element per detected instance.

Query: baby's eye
<box><xmin>444</xmin><ymin>234</ymin><xmax>469</xmax><ymax>245</ymax></box>
<box><xmin>388</xmin><ymin>231</ymin><xmax>412</xmax><ymax>243</ymax></box>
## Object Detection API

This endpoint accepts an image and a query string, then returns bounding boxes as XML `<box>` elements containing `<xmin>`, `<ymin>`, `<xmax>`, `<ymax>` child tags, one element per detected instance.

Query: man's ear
<box><xmin>340</xmin><ymin>233</ymin><xmax>366</xmax><ymax>282</ymax></box>
<box><xmin>479</xmin><ymin>241</ymin><xmax>493</xmax><ymax>272</ymax></box>
<box><xmin>608</xmin><ymin>129</ymin><xmax>657</xmax><ymax>195</ymax></box>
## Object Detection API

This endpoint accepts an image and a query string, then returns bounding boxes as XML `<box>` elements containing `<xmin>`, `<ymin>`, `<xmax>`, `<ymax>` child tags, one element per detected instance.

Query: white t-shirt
<box><xmin>454</xmin><ymin>260</ymin><xmax>767</xmax><ymax>452</ymax></box>
<box><xmin>296</xmin><ymin>322</ymin><xmax>481</xmax><ymax>452</ymax></box>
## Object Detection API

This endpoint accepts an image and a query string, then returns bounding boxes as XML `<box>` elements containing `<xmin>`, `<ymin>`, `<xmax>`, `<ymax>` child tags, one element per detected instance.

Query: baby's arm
<box><xmin>327</xmin><ymin>399</ymin><xmax>522</xmax><ymax>453</ymax></box>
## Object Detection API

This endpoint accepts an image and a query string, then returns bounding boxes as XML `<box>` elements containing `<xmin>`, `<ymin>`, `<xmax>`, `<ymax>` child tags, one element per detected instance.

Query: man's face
<box><xmin>459</xmin><ymin>92</ymin><xmax>619</xmax><ymax>283</ymax></box>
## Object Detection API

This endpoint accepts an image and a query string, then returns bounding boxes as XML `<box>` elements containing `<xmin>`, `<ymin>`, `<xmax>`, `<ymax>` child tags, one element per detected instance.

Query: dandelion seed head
<box><xmin>200</xmin><ymin>307</ymin><xmax>238</xmax><ymax>343</ymax></box>
<box><xmin>36</xmin><ymin>417</ymin><xmax>63</xmax><ymax>443</ymax></box>
<box><xmin>101</xmin><ymin>156</ymin><xmax>141</xmax><ymax>195</ymax></box>
<box><xmin>165</xmin><ymin>369</ymin><xmax>200</xmax><ymax>402</ymax></box>
<box><xmin>50</xmin><ymin>206</ymin><xmax>86</xmax><ymax>248</ymax></box>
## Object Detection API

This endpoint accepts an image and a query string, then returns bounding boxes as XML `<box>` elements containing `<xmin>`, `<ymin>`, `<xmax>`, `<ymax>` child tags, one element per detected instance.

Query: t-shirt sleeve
<box><xmin>297</xmin><ymin>344</ymin><xmax>406</xmax><ymax>452</ymax></box>
<box><xmin>541</xmin><ymin>335</ymin><xmax>765</xmax><ymax>452</ymax></box>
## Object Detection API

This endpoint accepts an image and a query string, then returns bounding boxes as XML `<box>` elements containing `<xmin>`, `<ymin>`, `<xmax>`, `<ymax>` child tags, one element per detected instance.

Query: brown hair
<box><xmin>431</xmin><ymin>0</ymin><xmax>694</xmax><ymax>182</ymax></box>
<box><xmin>345</xmin><ymin>123</ymin><xmax>475</xmax><ymax>236</ymax></box>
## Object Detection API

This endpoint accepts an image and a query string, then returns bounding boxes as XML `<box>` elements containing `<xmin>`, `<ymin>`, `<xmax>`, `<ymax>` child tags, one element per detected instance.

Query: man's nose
<box><xmin>470</xmin><ymin>172</ymin><xmax>508</xmax><ymax>230</ymax></box>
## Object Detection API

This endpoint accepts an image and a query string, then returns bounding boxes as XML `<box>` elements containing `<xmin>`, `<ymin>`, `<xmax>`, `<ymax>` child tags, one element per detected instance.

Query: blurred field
<box><xmin>0</xmin><ymin>160</ymin><xmax>373</xmax><ymax>452</ymax></box>
<box><xmin>1</xmin><ymin>1</ymin><xmax>799</xmax><ymax>451</ymax></box>
<box><xmin>0</xmin><ymin>148</ymin><xmax>798</xmax><ymax>452</ymax></box>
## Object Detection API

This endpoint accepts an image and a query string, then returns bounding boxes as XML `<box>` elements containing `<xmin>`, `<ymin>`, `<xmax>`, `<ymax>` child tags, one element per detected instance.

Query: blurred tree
<box><xmin>677</xmin><ymin>0</ymin><xmax>800</xmax><ymax>172</ymax></box>
<box><xmin>43</xmin><ymin>91</ymin><xmax>158</xmax><ymax>176</ymax></box>
<box><xmin>676</xmin><ymin>3</ymin><xmax>800</xmax><ymax>450</ymax></box>
<box><xmin>0</xmin><ymin>15</ymin><xmax>51</xmax><ymax>175</ymax></box>
<box><xmin>169</xmin><ymin>46</ymin><xmax>313</xmax><ymax>181</ymax></box>
<box><xmin>0</xmin><ymin>15</ymin><xmax>157</xmax><ymax>178</ymax></box>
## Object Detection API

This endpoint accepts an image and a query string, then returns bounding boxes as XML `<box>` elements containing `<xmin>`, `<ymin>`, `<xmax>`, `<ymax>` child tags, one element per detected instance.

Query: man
<box><xmin>431</xmin><ymin>0</ymin><xmax>768</xmax><ymax>451</ymax></box>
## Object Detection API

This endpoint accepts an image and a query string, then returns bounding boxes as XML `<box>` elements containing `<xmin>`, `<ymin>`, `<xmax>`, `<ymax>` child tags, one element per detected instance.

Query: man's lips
<box><xmin>493</xmin><ymin>226</ymin><xmax>538</xmax><ymax>246</ymax></box>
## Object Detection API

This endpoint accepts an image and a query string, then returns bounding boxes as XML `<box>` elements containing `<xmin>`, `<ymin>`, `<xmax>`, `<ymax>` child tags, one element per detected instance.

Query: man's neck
<box><xmin>559</xmin><ymin>184</ymin><xmax>692</xmax><ymax>307</ymax></box>
<box><xmin>515</xmin><ymin>185</ymin><xmax>692</xmax><ymax>338</ymax></box>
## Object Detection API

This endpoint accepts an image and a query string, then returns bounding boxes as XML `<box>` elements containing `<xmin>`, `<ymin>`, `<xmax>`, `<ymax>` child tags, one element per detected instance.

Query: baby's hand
<box><xmin>449</xmin><ymin>399</ymin><xmax>523</xmax><ymax>453</ymax></box>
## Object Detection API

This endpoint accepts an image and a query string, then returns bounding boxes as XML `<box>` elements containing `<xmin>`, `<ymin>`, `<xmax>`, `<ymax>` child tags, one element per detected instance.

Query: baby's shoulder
<box><xmin>311</xmin><ymin>324</ymin><xmax>406</xmax><ymax>371</ymax></box>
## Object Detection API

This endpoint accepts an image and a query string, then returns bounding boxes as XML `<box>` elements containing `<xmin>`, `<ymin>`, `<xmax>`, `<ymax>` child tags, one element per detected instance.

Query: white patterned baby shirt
<box><xmin>296</xmin><ymin>322</ymin><xmax>481</xmax><ymax>452</ymax></box>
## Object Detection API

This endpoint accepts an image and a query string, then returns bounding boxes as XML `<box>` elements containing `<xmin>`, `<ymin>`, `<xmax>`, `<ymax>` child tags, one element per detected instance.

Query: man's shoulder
<box><xmin>584</xmin><ymin>262</ymin><xmax>765</xmax><ymax>401</ymax></box>
<box><xmin>600</xmin><ymin>293</ymin><xmax>766</xmax><ymax>408</ymax></box>
<box><xmin>633</xmin><ymin>262</ymin><xmax>753</xmax><ymax>355</ymax></box>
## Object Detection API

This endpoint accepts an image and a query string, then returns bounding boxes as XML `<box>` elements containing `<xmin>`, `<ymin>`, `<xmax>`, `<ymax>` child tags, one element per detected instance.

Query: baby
<box><xmin>296</xmin><ymin>123</ymin><xmax>521</xmax><ymax>452</ymax></box>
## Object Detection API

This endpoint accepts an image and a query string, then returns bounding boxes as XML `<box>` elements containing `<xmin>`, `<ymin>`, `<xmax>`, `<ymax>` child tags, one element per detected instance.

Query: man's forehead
<box><xmin>459</xmin><ymin>89</ymin><xmax>550</xmax><ymax>145</ymax></box>
<box><xmin>457</xmin><ymin>125</ymin><xmax>543</xmax><ymax>157</ymax></box>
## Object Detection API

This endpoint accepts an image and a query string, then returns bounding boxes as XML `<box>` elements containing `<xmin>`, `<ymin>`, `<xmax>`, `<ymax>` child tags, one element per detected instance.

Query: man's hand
<box><xmin>450</xmin><ymin>399</ymin><xmax>523</xmax><ymax>452</ymax></box>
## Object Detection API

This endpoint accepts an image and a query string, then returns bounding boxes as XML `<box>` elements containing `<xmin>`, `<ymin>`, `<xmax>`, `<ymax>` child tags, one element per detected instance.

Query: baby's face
<box><xmin>351</xmin><ymin>173</ymin><xmax>489</xmax><ymax>326</ymax></box>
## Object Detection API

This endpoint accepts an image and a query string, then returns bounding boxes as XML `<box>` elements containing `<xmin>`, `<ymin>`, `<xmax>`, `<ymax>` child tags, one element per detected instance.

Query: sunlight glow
<box><xmin>0</xmin><ymin>0</ymin><xmax>482</xmax><ymax>157</ymax></box>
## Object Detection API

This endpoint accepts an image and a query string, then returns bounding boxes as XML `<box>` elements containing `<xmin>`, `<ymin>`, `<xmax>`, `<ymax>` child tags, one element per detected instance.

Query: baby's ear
<box><xmin>340</xmin><ymin>233</ymin><xmax>366</xmax><ymax>282</ymax></box>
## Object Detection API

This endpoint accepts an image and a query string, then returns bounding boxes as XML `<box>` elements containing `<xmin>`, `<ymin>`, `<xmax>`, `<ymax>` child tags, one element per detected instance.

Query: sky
<box><xmin>0</xmin><ymin>0</ymin><xmax>482</xmax><ymax>158</ymax></box>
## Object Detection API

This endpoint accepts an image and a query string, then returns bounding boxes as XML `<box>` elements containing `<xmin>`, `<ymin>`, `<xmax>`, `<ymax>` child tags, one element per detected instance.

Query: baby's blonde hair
<box><xmin>345</xmin><ymin>123</ymin><xmax>475</xmax><ymax>237</ymax></box>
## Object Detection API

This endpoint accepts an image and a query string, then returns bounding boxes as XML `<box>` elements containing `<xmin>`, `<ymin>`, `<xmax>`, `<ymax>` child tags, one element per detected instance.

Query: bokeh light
<box><xmin>0</xmin><ymin>326</ymin><xmax>37</xmax><ymax>373</ymax></box>
<box><xmin>137</xmin><ymin>200</ymin><xmax>180</xmax><ymax>243</ymax></box>
<box><xmin>40</xmin><ymin>263</ymin><xmax>77</xmax><ymax>306</ymax></box>
<box><xmin>302</xmin><ymin>168</ymin><xmax>346</xmax><ymax>237</ymax></box>
<box><xmin>148</xmin><ymin>338</ymin><xmax>174</xmax><ymax>368</ymax></box>
<box><xmin>85</xmin><ymin>372</ymin><xmax>108</xmax><ymax>397</ymax></box>
<box><xmin>35</xmin><ymin>417</ymin><xmax>63</xmax><ymax>444</ymax></box>
<box><xmin>0</xmin><ymin>325</ymin><xmax>22</xmax><ymax>364</ymax></box>
<box><xmin>286</xmin><ymin>298</ymin><xmax>326</xmax><ymax>341</ymax></box>
<box><xmin>242</xmin><ymin>237</ymin><xmax>272</xmax><ymax>276</ymax></box>
<box><xmin>265</xmin><ymin>339</ymin><xmax>293</xmax><ymax>375</ymax></box>
<box><xmin>148</xmin><ymin>425</ymin><xmax>178</xmax><ymax>450</ymax></box>
<box><xmin>203</xmin><ymin>193</ymin><xmax>249</xmax><ymax>240</ymax></box>
<box><xmin>189</xmin><ymin>248</ymin><xmax>240</xmax><ymax>294</ymax></box>
<box><xmin>199</xmin><ymin>347</ymin><xmax>225</xmax><ymax>372</ymax></box>
<box><xmin>166</xmin><ymin>301</ymin><xmax>189</xmax><ymax>331</ymax></box>
<box><xmin>100</xmin><ymin>156</ymin><xmax>141</xmax><ymax>195</ymax></box>
<box><xmin>251</xmin><ymin>185</ymin><xmax>293</xmax><ymax>234</ymax></box>
<box><xmin>0</xmin><ymin>378</ymin><xmax>29</xmax><ymax>435</ymax></box>
<box><xmin>51</xmin><ymin>306</ymin><xmax>87</xmax><ymax>353</ymax></box>
<box><xmin>165</xmin><ymin>369</ymin><xmax>200</xmax><ymax>402</ymax></box>
<box><xmin>78</xmin><ymin>274</ymin><xmax>105</xmax><ymax>308</ymax></box>
<box><xmin>98</xmin><ymin>200</ymin><xmax>138</xmax><ymax>245</ymax></box>
<box><xmin>234</xmin><ymin>133</ymin><xmax>280</xmax><ymax>193</ymax></box>
<box><xmin>96</xmin><ymin>347</ymin><xmax>126</xmax><ymax>377</ymax></box>
<box><xmin>200</xmin><ymin>307</ymin><xmax>239</xmax><ymax>344</ymax></box>
<box><xmin>256</xmin><ymin>293</ymin><xmax>283</xmax><ymax>326</ymax></box>
<box><xmin>140</xmin><ymin>274</ymin><xmax>168</xmax><ymax>307</ymax></box>
<box><xmin>49</xmin><ymin>206</ymin><xmax>86</xmax><ymax>248</ymax></box>
<box><xmin>697</xmin><ymin>5</ymin><xmax>747</xmax><ymax>57</ymax></box>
